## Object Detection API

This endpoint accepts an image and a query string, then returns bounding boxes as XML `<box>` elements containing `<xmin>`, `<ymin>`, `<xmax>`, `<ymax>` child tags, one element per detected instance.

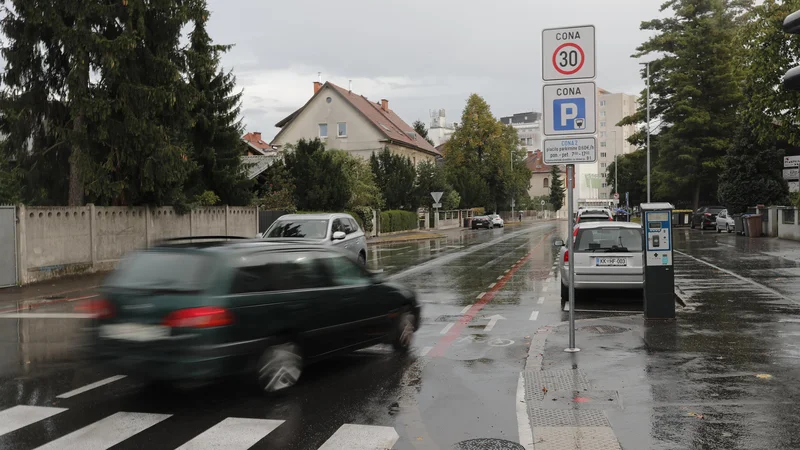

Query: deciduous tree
<box><xmin>370</xmin><ymin>147</ymin><xmax>416</xmax><ymax>210</ymax></box>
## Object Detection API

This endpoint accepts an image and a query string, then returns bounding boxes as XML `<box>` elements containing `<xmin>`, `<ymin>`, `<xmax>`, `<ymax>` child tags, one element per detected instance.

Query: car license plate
<box><xmin>596</xmin><ymin>257</ymin><xmax>627</xmax><ymax>266</ymax></box>
<box><xmin>100</xmin><ymin>323</ymin><xmax>169</xmax><ymax>342</ymax></box>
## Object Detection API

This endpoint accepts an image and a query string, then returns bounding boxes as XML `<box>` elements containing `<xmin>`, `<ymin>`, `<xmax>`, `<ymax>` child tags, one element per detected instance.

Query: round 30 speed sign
<box><xmin>542</xmin><ymin>25</ymin><xmax>596</xmax><ymax>81</ymax></box>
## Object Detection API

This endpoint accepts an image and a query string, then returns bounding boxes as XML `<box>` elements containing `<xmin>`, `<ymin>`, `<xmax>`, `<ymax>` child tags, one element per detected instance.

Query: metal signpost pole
<box><xmin>566</xmin><ymin>164</ymin><xmax>578</xmax><ymax>352</ymax></box>
<box><xmin>639</xmin><ymin>62</ymin><xmax>651</xmax><ymax>203</ymax></box>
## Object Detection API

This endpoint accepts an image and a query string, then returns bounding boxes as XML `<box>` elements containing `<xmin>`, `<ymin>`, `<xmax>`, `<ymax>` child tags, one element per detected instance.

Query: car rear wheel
<box><xmin>391</xmin><ymin>311</ymin><xmax>416</xmax><ymax>353</ymax></box>
<box><xmin>257</xmin><ymin>342</ymin><xmax>302</xmax><ymax>394</ymax></box>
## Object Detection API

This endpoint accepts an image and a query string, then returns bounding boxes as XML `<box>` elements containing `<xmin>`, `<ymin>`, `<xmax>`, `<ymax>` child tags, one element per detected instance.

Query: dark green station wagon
<box><xmin>89</xmin><ymin>237</ymin><xmax>420</xmax><ymax>393</ymax></box>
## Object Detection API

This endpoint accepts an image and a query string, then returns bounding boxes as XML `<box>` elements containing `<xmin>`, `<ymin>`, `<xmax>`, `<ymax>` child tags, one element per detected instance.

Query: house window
<box><xmin>543</xmin><ymin>178</ymin><xmax>549</xmax><ymax>188</ymax></box>
<box><xmin>337</xmin><ymin>122</ymin><xmax>347</xmax><ymax>137</ymax></box>
<box><xmin>413</xmin><ymin>157</ymin><xmax>416</xmax><ymax>165</ymax></box>
<box><xmin>600</xmin><ymin>132</ymin><xmax>606</xmax><ymax>138</ymax></box>
<box><xmin>526</xmin><ymin>137</ymin><xmax>533</xmax><ymax>145</ymax></box>
<box><xmin>600</xmin><ymin>111</ymin><xmax>606</xmax><ymax>117</ymax></box>
<box><xmin>600</xmin><ymin>121</ymin><xmax>606</xmax><ymax>127</ymax></box>
<box><xmin>600</xmin><ymin>152</ymin><xmax>607</xmax><ymax>158</ymax></box>
<box><xmin>600</xmin><ymin>193</ymin><xmax>608</xmax><ymax>199</ymax></box>
<box><xmin>520</xmin><ymin>138</ymin><xmax>526</xmax><ymax>145</ymax></box>
<box><xmin>600</xmin><ymin>162</ymin><xmax>606</xmax><ymax>168</ymax></box>
<box><xmin>600</xmin><ymin>142</ymin><xmax>607</xmax><ymax>147</ymax></box>
<box><xmin>600</xmin><ymin>100</ymin><xmax>606</xmax><ymax>106</ymax></box>
<box><xmin>601</xmin><ymin>183</ymin><xmax>607</xmax><ymax>188</ymax></box>
<box><xmin>319</xmin><ymin>123</ymin><xmax>328</xmax><ymax>138</ymax></box>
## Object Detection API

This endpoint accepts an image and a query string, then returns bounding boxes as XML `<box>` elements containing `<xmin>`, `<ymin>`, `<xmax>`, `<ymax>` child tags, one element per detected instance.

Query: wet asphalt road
<box><xmin>3</xmin><ymin>221</ymin><xmax>800</xmax><ymax>449</ymax></box>
<box><xmin>0</xmin><ymin>221</ymin><xmax>567</xmax><ymax>450</ymax></box>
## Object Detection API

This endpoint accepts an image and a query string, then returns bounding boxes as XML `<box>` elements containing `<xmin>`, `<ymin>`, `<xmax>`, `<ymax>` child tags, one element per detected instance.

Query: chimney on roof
<box><xmin>253</xmin><ymin>132</ymin><xmax>262</xmax><ymax>140</ymax></box>
<box><xmin>527</xmin><ymin>150</ymin><xmax>533</xmax><ymax>158</ymax></box>
<box><xmin>381</xmin><ymin>99</ymin><xmax>389</xmax><ymax>112</ymax></box>
<box><xmin>313</xmin><ymin>81</ymin><xmax>321</xmax><ymax>95</ymax></box>
<box><xmin>349</xmin><ymin>80</ymin><xmax>352</xmax><ymax>93</ymax></box>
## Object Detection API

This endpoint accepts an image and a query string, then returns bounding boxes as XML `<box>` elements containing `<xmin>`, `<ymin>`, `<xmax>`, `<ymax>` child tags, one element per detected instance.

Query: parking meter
<box><xmin>641</xmin><ymin>202</ymin><xmax>676</xmax><ymax>319</ymax></box>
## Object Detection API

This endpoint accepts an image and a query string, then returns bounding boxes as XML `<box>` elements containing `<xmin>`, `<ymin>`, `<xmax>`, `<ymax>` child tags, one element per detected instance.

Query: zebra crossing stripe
<box><xmin>57</xmin><ymin>375</ymin><xmax>127</xmax><ymax>399</ymax></box>
<box><xmin>0</xmin><ymin>405</ymin><xmax>67</xmax><ymax>437</ymax></box>
<box><xmin>318</xmin><ymin>424</ymin><xmax>399</xmax><ymax>450</ymax></box>
<box><xmin>34</xmin><ymin>412</ymin><xmax>171</xmax><ymax>450</ymax></box>
<box><xmin>176</xmin><ymin>417</ymin><xmax>284</xmax><ymax>450</ymax></box>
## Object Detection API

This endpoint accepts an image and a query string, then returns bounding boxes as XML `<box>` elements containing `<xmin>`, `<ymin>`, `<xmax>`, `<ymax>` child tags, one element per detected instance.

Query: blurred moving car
<box><xmin>259</xmin><ymin>213</ymin><xmax>367</xmax><ymax>265</ymax></box>
<box><xmin>556</xmin><ymin>222</ymin><xmax>644</xmax><ymax>309</ymax></box>
<box><xmin>715</xmin><ymin>209</ymin><xmax>735</xmax><ymax>233</ymax></box>
<box><xmin>691</xmin><ymin>206</ymin><xmax>725</xmax><ymax>230</ymax></box>
<box><xmin>489</xmin><ymin>214</ymin><xmax>505</xmax><ymax>228</ymax></box>
<box><xmin>471</xmin><ymin>216</ymin><xmax>492</xmax><ymax>229</ymax></box>
<box><xmin>89</xmin><ymin>237</ymin><xmax>420</xmax><ymax>393</ymax></box>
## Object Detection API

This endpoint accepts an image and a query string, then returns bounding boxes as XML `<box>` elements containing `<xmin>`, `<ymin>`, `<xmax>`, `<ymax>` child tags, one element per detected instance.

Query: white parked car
<box><xmin>259</xmin><ymin>213</ymin><xmax>368</xmax><ymax>265</ymax></box>
<box><xmin>489</xmin><ymin>214</ymin><xmax>504</xmax><ymax>228</ymax></box>
<box><xmin>556</xmin><ymin>222</ymin><xmax>644</xmax><ymax>309</ymax></box>
<box><xmin>715</xmin><ymin>209</ymin><xmax>735</xmax><ymax>233</ymax></box>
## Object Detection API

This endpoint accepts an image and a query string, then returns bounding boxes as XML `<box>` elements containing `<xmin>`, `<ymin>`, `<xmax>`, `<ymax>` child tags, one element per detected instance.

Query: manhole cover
<box><xmin>435</xmin><ymin>315</ymin><xmax>463</xmax><ymax>322</ymax></box>
<box><xmin>578</xmin><ymin>325</ymin><xmax>628</xmax><ymax>335</ymax></box>
<box><xmin>452</xmin><ymin>439</ymin><xmax>524</xmax><ymax>449</ymax></box>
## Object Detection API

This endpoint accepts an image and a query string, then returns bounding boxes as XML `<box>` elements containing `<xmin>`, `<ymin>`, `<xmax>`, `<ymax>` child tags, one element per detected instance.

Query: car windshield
<box><xmin>265</xmin><ymin>219</ymin><xmax>329</xmax><ymax>239</ymax></box>
<box><xmin>576</xmin><ymin>227</ymin><xmax>643</xmax><ymax>253</ymax></box>
<box><xmin>105</xmin><ymin>251</ymin><xmax>212</xmax><ymax>291</ymax></box>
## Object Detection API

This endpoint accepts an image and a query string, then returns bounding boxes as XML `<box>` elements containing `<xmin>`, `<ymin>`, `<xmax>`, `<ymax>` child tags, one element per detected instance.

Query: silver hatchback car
<box><xmin>259</xmin><ymin>213</ymin><xmax>368</xmax><ymax>265</ymax></box>
<box><xmin>556</xmin><ymin>222</ymin><xmax>644</xmax><ymax>309</ymax></box>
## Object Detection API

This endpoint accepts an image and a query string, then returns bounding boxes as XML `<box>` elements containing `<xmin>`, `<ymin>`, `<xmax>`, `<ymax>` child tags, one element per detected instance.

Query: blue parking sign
<box><xmin>553</xmin><ymin>98</ymin><xmax>586</xmax><ymax>131</ymax></box>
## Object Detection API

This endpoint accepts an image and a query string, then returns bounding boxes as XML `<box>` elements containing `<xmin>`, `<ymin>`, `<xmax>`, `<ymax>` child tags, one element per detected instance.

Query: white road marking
<box><xmin>440</xmin><ymin>323</ymin><xmax>454</xmax><ymax>335</ymax></box>
<box><xmin>542</xmin><ymin>286</ymin><xmax>548</xmax><ymax>292</ymax></box>
<box><xmin>537</xmin><ymin>297</ymin><xmax>545</xmax><ymax>304</ymax></box>
<box><xmin>563</xmin><ymin>303</ymin><xmax>570</xmax><ymax>311</ymax></box>
<box><xmin>0</xmin><ymin>313</ymin><xmax>95</xmax><ymax>319</ymax></box>
<box><xmin>460</xmin><ymin>305</ymin><xmax>473</xmax><ymax>314</ymax></box>
<box><xmin>57</xmin><ymin>375</ymin><xmax>127</xmax><ymax>399</ymax></box>
<box><xmin>504</xmin><ymin>269</ymin><xmax>510</xmax><ymax>274</ymax></box>
<box><xmin>497</xmin><ymin>275</ymin><xmax>504</xmax><ymax>280</ymax></box>
<box><xmin>779</xmin><ymin>319</ymin><xmax>800</xmax><ymax>323</ymax></box>
<box><xmin>420</xmin><ymin>346</ymin><xmax>433</xmax><ymax>356</ymax></box>
<box><xmin>484</xmin><ymin>315</ymin><xmax>506</xmax><ymax>332</ymax></box>
<box><xmin>529</xmin><ymin>311</ymin><xmax>539</xmax><ymax>321</ymax></box>
<box><xmin>318</xmin><ymin>424</ymin><xmax>399</xmax><ymax>450</ymax></box>
<box><xmin>546</xmin><ymin>277</ymin><xmax>553</xmax><ymax>282</ymax></box>
<box><xmin>488</xmin><ymin>282</ymin><xmax>496</xmax><ymax>289</ymax></box>
<box><xmin>0</xmin><ymin>405</ymin><xmax>67</xmax><ymax>437</ymax></box>
<box><xmin>176</xmin><ymin>418</ymin><xmax>284</xmax><ymax>450</ymax></box>
<box><xmin>675</xmin><ymin>250</ymin><xmax>796</xmax><ymax>304</ymax></box>
<box><xmin>516</xmin><ymin>373</ymin><xmax>534</xmax><ymax>450</ymax></box>
<box><xmin>476</xmin><ymin>292</ymin><xmax>486</xmax><ymax>300</ymax></box>
<box><xmin>34</xmin><ymin>412</ymin><xmax>171</xmax><ymax>450</ymax></box>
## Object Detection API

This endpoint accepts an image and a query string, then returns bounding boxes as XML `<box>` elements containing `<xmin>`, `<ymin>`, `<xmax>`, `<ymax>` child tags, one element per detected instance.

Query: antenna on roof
<box><xmin>349</xmin><ymin>80</ymin><xmax>352</xmax><ymax>92</ymax></box>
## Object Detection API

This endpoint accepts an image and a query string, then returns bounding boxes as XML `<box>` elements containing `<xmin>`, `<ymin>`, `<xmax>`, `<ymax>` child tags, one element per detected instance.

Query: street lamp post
<box><xmin>609</xmin><ymin>130</ymin><xmax>617</xmax><ymax>206</ymax></box>
<box><xmin>639</xmin><ymin>62</ymin><xmax>651</xmax><ymax>203</ymax></box>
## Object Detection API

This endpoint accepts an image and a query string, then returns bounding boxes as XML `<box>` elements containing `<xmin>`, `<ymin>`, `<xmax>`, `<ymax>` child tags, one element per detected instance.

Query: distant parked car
<box><xmin>259</xmin><ymin>213</ymin><xmax>367</xmax><ymax>265</ymax></box>
<box><xmin>471</xmin><ymin>216</ymin><xmax>492</xmax><ymax>229</ymax></box>
<box><xmin>715</xmin><ymin>209</ymin><xmax>735</xmax><ymax>233</ymax></box>
<box><xmin>691</xmin><ymin>206</ymin><xmax>725</xmax><ymax>230</ymax></box>
<box><xmin>489</xmin><ymin>214</ymin><xmax>505</xmax><ymax>228</ymax></box>
<box><xmin>575</xmin><ymin>210</ymin><xmax>614</xmax><ymax>224</ymax></box>
<box><xmin>555</xmin><ymin>222</ymin><xmax>644</xmax><ymax>309</ymax></box>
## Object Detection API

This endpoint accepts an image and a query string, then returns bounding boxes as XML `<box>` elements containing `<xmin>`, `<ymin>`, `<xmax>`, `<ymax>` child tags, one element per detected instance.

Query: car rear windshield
<box><xmin>105</xmin><ymin>251</ymin><xmax>213</xmax><ymax>291</ymax></box>
<box><xmin>576</xmin><ymin>228</ymin><xmax>643</xmax><ymax>253</ymax></box>
<box><xmin>579</xmin><ymin>215</ymin><xmax>611</xmax><ymax>223</ymax></box>
<box><xmin>707</xmin><ymin>208</ymin><xmax>724</xmax><ymax>214</ymax></box>
<box><xmin>265</xmin><ymin>219</ymin><xmax>329</xmax><ymax>239</ymax></box>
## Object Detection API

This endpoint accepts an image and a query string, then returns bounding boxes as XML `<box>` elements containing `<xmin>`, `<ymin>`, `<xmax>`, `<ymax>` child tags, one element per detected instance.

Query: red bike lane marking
<box><xmin>429</xmin><ymin>233</ymin><xmax>552</xmax><ymax>358</ymax></box>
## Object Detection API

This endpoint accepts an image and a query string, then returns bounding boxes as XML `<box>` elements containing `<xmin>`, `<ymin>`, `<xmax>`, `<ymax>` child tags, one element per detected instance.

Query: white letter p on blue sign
<box><xmin>560</xmin><ymin>103</ymin><xmax>577</xmax><ymax>127</ymax></box>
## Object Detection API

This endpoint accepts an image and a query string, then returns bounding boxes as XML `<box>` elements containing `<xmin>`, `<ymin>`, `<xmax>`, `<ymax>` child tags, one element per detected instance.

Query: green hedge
<box><xmin>380</xmin><ymin>210</ymin><xmax>419</xmax><ymax>233</ymax></box>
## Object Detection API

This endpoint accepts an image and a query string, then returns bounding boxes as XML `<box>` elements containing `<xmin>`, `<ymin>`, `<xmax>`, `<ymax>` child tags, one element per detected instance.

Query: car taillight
<box><xmin>77</xmin><ymin>298</ymin><xmax>114</xmax><ymax>319</ymax></box>
<box><xmin>608</xmin><ymin>216</ymin><xmax>614</xmax><ymax>221</ymax></box>
<box><xmin>564</xmin><ymin>250</ymin><xmax>569</xmax><ymax>263</ymax></box>
<box><xmin>163</xmin><ymin>307</ymin><xmax>234</xmax><ymax>328</ymax></box>
<box><xmin>704</xmin><ymin>213</ymin><xmax>711</xmax><ymax>217</ymax></box>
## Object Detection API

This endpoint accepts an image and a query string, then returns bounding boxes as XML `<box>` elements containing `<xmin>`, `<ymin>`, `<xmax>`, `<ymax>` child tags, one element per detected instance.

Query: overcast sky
<box><xmin>205</xmin><ymin>0</ymin><xmax>666</xmax><ymax>141</ymax></box>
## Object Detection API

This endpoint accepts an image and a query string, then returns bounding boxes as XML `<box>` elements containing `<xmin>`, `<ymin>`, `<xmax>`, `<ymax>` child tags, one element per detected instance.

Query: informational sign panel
<box><xmin>790</xmin><ymin>181</ymin><xmax>800</xmax><ymax>193</ymax></box>
<box><xmin>432</xmin><ymin>202</ymin><xmax>442</xmax><ymax>208</ymax></box>
<box><xmin>542</xmin><ymin>25</ymin><xmax>596</xmax><ymax>81</ymax></box>
<box><xmin>645</xmin><ymin>211</ymin><xmax>672</xmax><ymax>266</ymax></box>
<box><xmin>543</xmin><ymin>82</ymin><xmax>597</xmax><ymax>136</ymax></box>
<box><xmin>543</xmin><ymin>137</ymin><xmax>597</xmax><ymax>164</ymax></box>
<box><xmin>785</xmin><ymin>155</ymin><xmax>800</xmax><ymax>167</ymax></box>
<box><xmin>784</xmin><ymin>168</ymin><xmax>800</xmax><ymax>180</ymax></box>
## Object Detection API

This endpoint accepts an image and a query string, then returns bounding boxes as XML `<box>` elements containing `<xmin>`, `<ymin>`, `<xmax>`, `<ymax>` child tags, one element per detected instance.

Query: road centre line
<box><xmin>429</xmin><ymin>232</ymin><xmax>552</xmax><ymax>358</ymax></box>
<box><xmin>488</xmin><ymin>282</ymin><xmax>496</xmax><ymax>289</ymax></box>
<box><xmin>537</xmin><ymin>297</ymin><xmax>545</xmax><ymax>304</ymax></box>
<box><xmin>476</xmin><ymin>292</ymin><xmax>486</xmax><ymax>300</ymax></box>
<box><xmin>529</xmin><ymin>311</ymin><xmax>539</xmax><ymax>321</ymax></box>
<box><xmin>440</xmin><ymin>323</ymin><xmax>454</xmax><ymax>335</ymax></box>
<box><xmin>459</xmin><ymin>305</ymin><xmax>472</xmax><ymax>314</ymax></box>
<box><xmin>497</xmin><ymin>275</ymin><xmax>504</xmax><ymax>280</ymax></box>
<box><xmin>57</xmin><ymin>375</ymin><xmax>127</xmax><ymax>399</ymax></box>
<box><xmin>674</xmin><ymin>250</ymin><xmax>796</xmax><ymax>304</ymax></box>
<box><xmin>420</xmin><ymin>346</ymin><xmax>433</xmax><ymax>356</ymax></box>
<box><xmin>542</xmin><ymin>286</ymin><xmax>548</xmax><ymax>292</ymax></box>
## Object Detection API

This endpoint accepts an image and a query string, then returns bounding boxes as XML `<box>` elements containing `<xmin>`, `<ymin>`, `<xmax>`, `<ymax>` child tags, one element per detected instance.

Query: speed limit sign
<box><xmin>542</xmin><ymin>25</ymin><xmax>596</xmax><ymax>81</ymax></box>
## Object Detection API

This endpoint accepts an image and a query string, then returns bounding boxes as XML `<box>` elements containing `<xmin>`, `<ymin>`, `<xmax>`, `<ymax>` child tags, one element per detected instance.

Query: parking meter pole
<box><xmin>641</xmin><ymin>202</ymin><xmax>676</xmax><ymax>320</ymax></box>
<box><xmin>565</xmin><ymin>164</ymin><xmax>579</xmax><ymax>352</ymax></box>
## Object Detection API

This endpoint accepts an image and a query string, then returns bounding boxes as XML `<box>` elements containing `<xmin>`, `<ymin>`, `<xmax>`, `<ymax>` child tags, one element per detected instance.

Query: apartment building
<box><xmin>596</xmin><ymin>89</ymin><xmax>638</xmax><ymax>200</ymax></box>
<box><xmin>500</xmin><ymin>112</ymin><xmax>542</xmax><ymax>154</ymax></box>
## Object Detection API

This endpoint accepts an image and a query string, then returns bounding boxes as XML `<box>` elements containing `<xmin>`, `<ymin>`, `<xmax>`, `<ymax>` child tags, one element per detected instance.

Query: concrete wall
<box><xmin>15</xmin><ymin>205</ymin><xmax>258</xmax><ymax>285</ymax></box>
<box><xmin>778</xmin><ymin>208</ymin><xmax>800</xmax><ymax>241</ymax></box>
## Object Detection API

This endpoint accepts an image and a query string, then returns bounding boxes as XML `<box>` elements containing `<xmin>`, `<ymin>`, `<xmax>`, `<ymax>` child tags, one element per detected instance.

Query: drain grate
<box><xmin>452</xmin><ymin>438</ymin><xmax>525</xmax><ymax>449</ymax></box>
<box><xmin>578</xmin><ymin>325</ymin><xmax>629</xmax><ymax>335</ymax></box>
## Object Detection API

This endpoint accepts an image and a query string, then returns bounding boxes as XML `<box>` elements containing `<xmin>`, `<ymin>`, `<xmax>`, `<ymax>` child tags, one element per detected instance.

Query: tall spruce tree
<box><xmin>184</xmin><ymin>2</ymin><xmax>252</xmax><ymax>206</ymax></box>
<box><xmin>631</xmin><ymin>0</ymin><xmax>750</xmax><ymax>208</ymax></box>
<box><xmin>548</xmin><ymin>165</ymin><xmax>565</xmax><ymax>212</ymax></box>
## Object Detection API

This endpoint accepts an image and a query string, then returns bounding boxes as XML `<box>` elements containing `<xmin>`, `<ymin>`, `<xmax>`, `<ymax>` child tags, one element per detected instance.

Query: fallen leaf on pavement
<box><xmin>755</xmin><ymin>374</ymin><xmax>773</xmax><ymax>379</ymax></box>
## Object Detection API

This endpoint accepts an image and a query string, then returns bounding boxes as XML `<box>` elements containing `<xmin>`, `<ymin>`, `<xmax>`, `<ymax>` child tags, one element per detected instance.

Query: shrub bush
<box><xmin>380</xmin><ymin>210</ymin><xmax>418</xmax><ymax>233</ymax></box>
<box><xmin>349</xmin><ymin>206</ymin><xmax>373</xmax><ymax>232</ymax></box>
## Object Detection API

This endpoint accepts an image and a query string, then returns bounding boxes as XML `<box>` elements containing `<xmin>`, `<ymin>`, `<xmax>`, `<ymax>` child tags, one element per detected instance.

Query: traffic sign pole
<box><xmin>565</xmin><ymin>164</ymin><xmax>578</xmax><ymax>352</ymax></box>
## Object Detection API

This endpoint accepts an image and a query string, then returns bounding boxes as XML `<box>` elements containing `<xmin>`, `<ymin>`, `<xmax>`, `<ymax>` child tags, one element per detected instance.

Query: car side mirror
<box><xmin>553</xmin><ymin>239</ymin><xmax>565</xmax><ymax>247</ymax></box>
<box><xmin>332</xmin><ymin>231</ymin><xmax>346</xmax><ymax>240</ymax></box>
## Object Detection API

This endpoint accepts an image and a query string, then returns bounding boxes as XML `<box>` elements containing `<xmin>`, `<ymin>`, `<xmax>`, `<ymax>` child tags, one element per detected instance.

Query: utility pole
<box><xmin>639</xmin><ymin>62</ymin><xmax>651</xmax><ymax>203</ymax></box>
